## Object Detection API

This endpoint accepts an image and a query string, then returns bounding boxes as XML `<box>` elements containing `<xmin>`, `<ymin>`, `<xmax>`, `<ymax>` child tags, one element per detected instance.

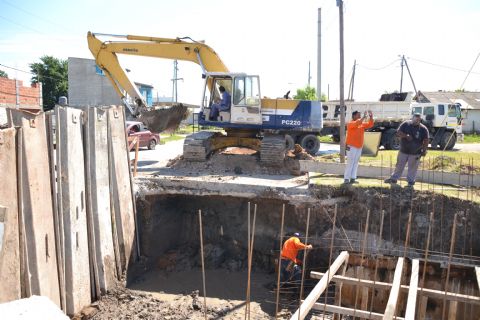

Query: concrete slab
<box><xmin>86</xmin><ymin>107</ymin><xmax>116</xmax><ymax>293</ymax></box>
<box><xmin>0</xmin><ymin>295</ymin><xmax>69</xmax><ymax>320</ymax></box>
<box><xmin>57</xmin><ymin>107</ymin><xmax>91</xmax><ymax>315</ymax></box>
<box><xmin>9</xmin><ymin>110</ymin><xmax>60</xmax><ymax>307</ymax></box>
<box><xmin>107</xmin><ymin>106</ymin><xmax>136</xmax><ymax>271</ymax></box>
<box><xmin>0</xmin><ymin>128</ymin><xmax>20</xmax><ymax>303</ymax></box>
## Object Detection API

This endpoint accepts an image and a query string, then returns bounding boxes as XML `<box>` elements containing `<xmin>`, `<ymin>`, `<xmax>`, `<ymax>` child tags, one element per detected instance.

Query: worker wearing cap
<box><xmin>209</xmin><ymin>86</ymin><xmax>231</xmax><ymax>120</ymax></box>
<box><xmin>344</xmin><ymin>110</ymin><xmax>374</xmax><ymax>184</ymax></box>
<box><xmin>385</xmin><ymin>113</ymin><xmax>429</xmax><ymax>187</ymax></box>
<box><xmin>280</xmin><ymin>233</ymin><xmax>313</xmax><ymax>285</ymax></box>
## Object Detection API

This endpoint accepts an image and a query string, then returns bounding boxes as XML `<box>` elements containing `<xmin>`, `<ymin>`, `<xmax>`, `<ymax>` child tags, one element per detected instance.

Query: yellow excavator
<box><xmin>87</xmin><ymin>32</ymin><xmax>323</xmax><ymax>162</ymax></box>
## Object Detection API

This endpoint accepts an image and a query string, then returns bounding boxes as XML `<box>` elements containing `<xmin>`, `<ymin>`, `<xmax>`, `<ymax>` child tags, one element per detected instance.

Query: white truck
<box><xmin>321</xmin><ymin>93</ymin><xmax>463</xmax><ymax>150</ymax></box>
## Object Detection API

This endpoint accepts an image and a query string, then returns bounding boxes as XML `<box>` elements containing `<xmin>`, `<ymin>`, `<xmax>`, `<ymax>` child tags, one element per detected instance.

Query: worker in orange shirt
<box><xmin>280</xmin><ymin>233</ymin><xmax>313</xmax><ymax>285</ymax></box>
<box><xmin>344</xmin><ymin>110</ymin><xmax>374</xmax><ymax>184</ymax></box>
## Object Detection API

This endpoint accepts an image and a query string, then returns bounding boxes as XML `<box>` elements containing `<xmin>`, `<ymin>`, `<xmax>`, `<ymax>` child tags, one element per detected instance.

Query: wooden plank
<box><xmin>310</xmin><ymin>302</ymin><xmax>406</xmax><ymax>320</ymax></box>
<box><xmin>417</xmin><ymin>296</ymin><xmax>428</xmax><ymax>320</ymax></box>
<box><xmin>384</xmin><ymin>257</ymin><xmax>404</xmax><ymax>320</ymax></box>
<box><xmin>0</xmin><ymin>128</ymin><xmax>20</xmax><ymax>302</ymax></box>
<box><xmin>448</xmin><ymin>280</ymin><xmax>459</xmax><ymax>320</ymax></box>
<box><xmin>310</xmin><ymin>271</ymin><xmax>480</xmax><ymax>305</ymax></box>
<box><xmin>476</xmin><ymin>267</ymin><xmax>480</xmax><ymax>291</ymax></box>
<box><xmin>289</xmin><ymin>251</ymin><xmax>349</xmax><ymax>320</ymax></box>
<box><xmin>405</xmin><ymin>259</ymin><xmax>419</xmax><ymax>320</ymax></box>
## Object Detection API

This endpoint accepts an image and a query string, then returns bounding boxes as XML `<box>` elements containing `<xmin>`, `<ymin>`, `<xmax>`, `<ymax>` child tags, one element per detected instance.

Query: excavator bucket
<box><xmin>138</xmin><ymin>104</ymin><xmax>188</xmax><ymax>133</ymax></box>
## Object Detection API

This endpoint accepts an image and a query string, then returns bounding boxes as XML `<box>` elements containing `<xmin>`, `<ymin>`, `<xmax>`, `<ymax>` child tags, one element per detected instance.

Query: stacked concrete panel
<box><xmin>8</xmin><ymin>110</ymin><xmax>60</xmax><ymax>306</ymax></box>
<box><xmin>107</xmin><ymin>106</ymin><xmax>136</xmax><ymax>271</ymax></box>
<box><xmin>56</xmin><ymin>107</ymin><xmax>91</xmax><ymax>315</ymax></box>
<box><xmin>0</xmin><ymin>128</ymin><xmax>20</xmax><ymax>302</ymax></box>
<box><xmin>85</xmin><ymin>107</ymin><xmax>116</xmax><ymax>293</ymax></box>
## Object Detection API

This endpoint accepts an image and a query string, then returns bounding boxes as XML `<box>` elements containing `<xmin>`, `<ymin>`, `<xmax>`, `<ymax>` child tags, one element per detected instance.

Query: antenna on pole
<box><xmin>308</xmin><ymin>61</ymin><xmax>312</xmax><ymax>87</ymax></box>
<box><xmin>347</xmin><ymin>60</ymin><xmax>356</xmax><ymax>100</ymax></box>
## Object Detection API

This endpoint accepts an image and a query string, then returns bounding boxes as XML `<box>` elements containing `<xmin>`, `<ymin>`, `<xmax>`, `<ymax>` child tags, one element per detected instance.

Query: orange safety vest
<box><xmin>281</xmin><ymin>236</ymin><xmax>307</xmax><ymax>264</ymax></box>
<box><xmin>346</xmin><ymin>118</ymin><xmax>374</xmax><ymax>149</ymax></box>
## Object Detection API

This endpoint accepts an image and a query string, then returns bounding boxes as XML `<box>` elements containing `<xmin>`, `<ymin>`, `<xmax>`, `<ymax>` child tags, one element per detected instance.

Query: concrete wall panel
<box><xmin>57</xmin><ymin>107</ymin><xmax>91</xmax><ymax>315</ymax></box>
<box><xmin>86</xmin><ymin>107</ymin><xmax>116</xmax><ymax>292</ymax></box>
<box><xmin>107</xmin><ymin>106</ymin><xmax>136</xmax><ymax>271</ymax></box>
<box><xmin>0</xmin><ymin>128</ymin><xmax>20</xmax><ymax>302</ymax></box>
<box><xmin>8</xmin><ymin>110</ymin><xmax>60</xmax><ymax>306</ymax></box>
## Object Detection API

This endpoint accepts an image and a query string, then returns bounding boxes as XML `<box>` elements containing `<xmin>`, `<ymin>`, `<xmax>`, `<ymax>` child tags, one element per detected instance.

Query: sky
<box><xmin>1</xmin><ymin>0</ymin><xmax>479</xmax><ymax>105</ymax></box>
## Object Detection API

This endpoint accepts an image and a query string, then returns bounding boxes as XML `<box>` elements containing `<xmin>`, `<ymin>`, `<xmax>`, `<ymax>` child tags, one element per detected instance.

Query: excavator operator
<box><xmin>209</xmin><ymin>85</ymin><xmax>231</xmax><ymax>120</ymax></box>
<box><xmin>280</xmin><ymin>233</ymin><xmax>313</xmax><ymax>287</ymax></box>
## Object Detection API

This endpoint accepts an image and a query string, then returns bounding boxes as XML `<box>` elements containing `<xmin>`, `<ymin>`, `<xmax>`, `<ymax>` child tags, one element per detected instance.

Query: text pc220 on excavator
<box><xmin>87</xmin><ymin>32</ymin><xmax>322</xmax><ymax>162</ymax></box>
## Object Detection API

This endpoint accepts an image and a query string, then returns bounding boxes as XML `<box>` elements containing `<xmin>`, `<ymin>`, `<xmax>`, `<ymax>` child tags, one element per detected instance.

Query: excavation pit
<box><xmin>96</xmin><ymin>175</ymin><xmax>480</xmax><ymax>319</ymax></box>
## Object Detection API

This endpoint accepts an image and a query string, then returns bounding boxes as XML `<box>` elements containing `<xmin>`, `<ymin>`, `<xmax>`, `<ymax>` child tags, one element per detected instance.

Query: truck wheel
<box><xmin>440</xmin><ymin>132</ymin><xmax>456</xmax><ymax>150</ymax></box>
<box><xmin>385</xmin><ymin>130</ymin><xmax>401</xmax><ymax>150</ymax></box>
<box><xmin>285</xmin><ymin>135</ymin><xmax>295</xmax><ymax>150</ymax></box>
<box><xmin>300</xmin><ymin>134</ymin><xmax>320</xmax><ymax>155</ymax></box>
<box><xmin>148</xmin><ymin>139</ymin><xmax>157</xmax><ymax>150</ymax></box>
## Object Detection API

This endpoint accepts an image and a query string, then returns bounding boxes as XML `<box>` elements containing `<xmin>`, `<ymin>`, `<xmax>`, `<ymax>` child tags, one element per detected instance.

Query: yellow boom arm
<box><xmin>87</xmin><ymin>32</ymin><xmax>229</xmax><ymax>115</ymax></box>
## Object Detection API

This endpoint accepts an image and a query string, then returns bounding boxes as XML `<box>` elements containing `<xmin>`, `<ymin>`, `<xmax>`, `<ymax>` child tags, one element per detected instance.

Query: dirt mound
<box><xmin>167</xmin><ymin>149</ymin><xmax>306</xmax><ymax>176</ymax></box>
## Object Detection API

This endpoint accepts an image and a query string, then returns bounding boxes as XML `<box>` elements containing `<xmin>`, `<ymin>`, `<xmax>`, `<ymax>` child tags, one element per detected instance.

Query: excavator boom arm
<box><xmin>87</xmin><ymin>32</ymin><xmax>228</xmax><ymax>116</ymax></box>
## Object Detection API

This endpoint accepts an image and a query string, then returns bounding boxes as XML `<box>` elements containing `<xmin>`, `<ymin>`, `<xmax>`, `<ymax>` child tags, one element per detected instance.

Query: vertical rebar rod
<box><xmin>298</xmin><ymin>208</ymin><xmax>311</xmax><ymax>320</ymax></box>
<box><xmin>353</xmin><ymin>209</ymin><xmax>370</xmax><ymax>317</ymax></box>
<box><xmin>198</xmin><ymin>210</ymin><xmax>207</xmax><ymax>320</ymax></box>
<box><xmin>245</xmin><ymin>204</ymin><xmax>257</xmax><ymax>320</ymax></box>
<box><xmin>458</xmin><ymin>159</ymin><xmax>462</xmax><ymax>198</ymax></box>
<box><xmin>389</xmin><ymin>155</ymin><xmax>393</xmax><ymax>242</ymax></box>
<box><xmin>420</xmin><ymin>212</ymin><xmax>434</xmax><ymax>291</ymax></box>
<box><xmin>322</xmin><ymin>204</ymin><xmax>337</xmax><ymax>319</ymax></box>
<box><xmin>368</xmin><ymin>210</ymin><xmax>385</xmax><ymax>317</ymax></box>
<box><xmin>441</xmin><ymin>212</ymin><xmax>458</xmax><ymax>320</ymax></box>
<box><xmin>274</xmin><ymin>204</ymin><xmax>285</xmax><ymax>319</ymax></box>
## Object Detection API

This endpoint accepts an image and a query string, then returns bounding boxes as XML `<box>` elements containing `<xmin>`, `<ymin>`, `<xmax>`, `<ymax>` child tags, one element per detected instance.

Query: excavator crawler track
<box><xmin>260</xmin><ymin>134</ymin><xmax>286</xmax><ymax>164</ymax></box>
<box><xmin>183</xmin><ymin>131</ymin><xmax>220</xmax><ymax>162</ymax></box>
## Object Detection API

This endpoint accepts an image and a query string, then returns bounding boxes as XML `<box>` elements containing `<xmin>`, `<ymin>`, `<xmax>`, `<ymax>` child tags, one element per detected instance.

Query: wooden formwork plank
<box><xmin>107</xmin><ymin>106</ymin><xmax>136</xmax><ymax>271</ymax></box>
<box><xmin>311</xmin><ymin>271</ymin><xmax>480</xmax><ymax>305</ymax></box>
<box><xmin>309</xmin><ymin>302</ymin><xmax>404</xmax><ymax>320</ymax></box>
<box><xmin>86</xmin><ymin>107</ymin><xmax>116</xmax><ymax>293</ymax></box>
<box><xmin>383</xmin><ymin>257</ymin><xmax>404</xmax><ymax>320</ymax></box>
<box><xmin>57</xmin><ymin>107</ymin><xmax>91</xmax><ymax>315</ymax></box>
<box><xmin>0</xmin><ymin>128</ymin><xmax>20</xmax><ymax>302</ymax></box>
<box><xmin>476</xmin><ymin>267</ymin><xmax>480</xmax><ymax>291</ymax></box>
<box><xmin>405</xmin><ymin>259</ymin><xmax>419</xmax><ymax>320</ymax></box>
<box><xmin>290</xmin><ymin>251</ymin><xmax>349</xmax><ymax>320</ymax></box>
<box><xmin>9</xmin><ymin>110</ymin><xmax>60</xmax><ymax>306</ymax></box>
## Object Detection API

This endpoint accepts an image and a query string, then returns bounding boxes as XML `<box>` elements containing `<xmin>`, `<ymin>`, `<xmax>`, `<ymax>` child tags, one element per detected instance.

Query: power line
<box><xmin>408</xmin><ymin>56</ymin><xmax>480</xmax><ymax>75</ymax></box>
<box><xmin>460</xmin><ymin>50</ymin><xmax>480</xmax><ymax>89</ymax></box>
<box><xmin>0</xmin><ymin>63</ymin><xmax>67</xmax><ymax>82</ymax></box>
<box><xmin>2</xmin><ymin>0</ymin><xmax>77</xmax><ymax>33</ymax></box>
<box><xmin>0</xmin><ymin>14</ymin><xmax>46</xmax><ymax>35</ymax></box>
<box><xmin>356</xmin><ymin>59</ymin><xmax>400</xmax><ymax>71</ymax></box>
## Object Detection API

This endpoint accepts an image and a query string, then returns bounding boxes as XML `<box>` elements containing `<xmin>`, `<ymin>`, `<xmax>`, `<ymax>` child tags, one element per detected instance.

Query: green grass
<box><xmin>310</xmin><ymin>174</ymin><xmax>480</xmax><ymax>203</ymax></box>
<box><xmin>316</xmin><ymin>150</ymin><xmax>480</xmax><ymax>174</ymax></box>
<box><xmin>463</xmin><ymin>134</ymin><xmax>480</xmax><ymax>143</ymax></box>
<box><xmin>319</xmin><ymin>135</ymin><xmax>334</xmax><ymax>143</ymax></box>
<box><xmin>159</xmin><ymin>134</ymin><xmax>185</xmax><ymax>144</ymax></box>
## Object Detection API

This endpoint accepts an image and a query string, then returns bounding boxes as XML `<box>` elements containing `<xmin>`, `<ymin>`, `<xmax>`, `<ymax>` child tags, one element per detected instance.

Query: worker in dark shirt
<box><xmin>385</xmin><ymin>113</ymin><xmax>429</xmax><ymax>187</ymax></box>
<box><xmin>209</xmin><ymin>86</ymin><xmax>231</xmax><ymax>120</ymax></box>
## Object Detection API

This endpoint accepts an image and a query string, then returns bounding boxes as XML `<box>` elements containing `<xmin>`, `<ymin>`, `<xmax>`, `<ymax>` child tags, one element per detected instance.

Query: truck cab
<box><xmin>411</xmin><ymin>102</ymin><xmax>463</xmax><ymax>149</ymax></box>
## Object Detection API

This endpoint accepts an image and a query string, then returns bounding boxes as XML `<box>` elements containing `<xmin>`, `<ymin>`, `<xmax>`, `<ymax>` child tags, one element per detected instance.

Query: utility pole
<box><xmin>171</xmin><ymin>60</ymin><xmax>183</xmax><ymax>103</ymax></box>
<box><xmin>338</xmin><ymin>0</ymin><xmax>346</xmax><ymax>163</ymax></box>
<box><xmin>400</xmin><ymin>55</ymin><xmax>405</xmax><ymax>93</ymax></box>
<box><xmin>404</xmin><ymin>58</ymin><xmax>417</xmax><ymax>96</ymax></box>
<box><xmin>347</xmin><ymin>60</ymin><xmax>356</xmax><ymax>100</ymax></box>
<box><xmin>308</xmin><ymin>61</ymin><xmax>311</xmax><ymax>87</ymax></box>
<box><xmin>317</xmin><ymin>8</ymin><xmax>321</xmax><ymax>100</ymax></box>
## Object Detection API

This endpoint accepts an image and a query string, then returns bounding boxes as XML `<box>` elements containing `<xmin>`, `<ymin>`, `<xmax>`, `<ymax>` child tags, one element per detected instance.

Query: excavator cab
<box><xmin>201</xmin><ymin>73</ymin><xmax>262</xmax><ymax>125</ymax></box>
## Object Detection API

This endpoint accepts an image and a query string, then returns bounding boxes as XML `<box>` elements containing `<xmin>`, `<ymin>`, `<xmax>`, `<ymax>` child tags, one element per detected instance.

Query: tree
<box><xmin>293</xmin><ymin>85</ymin><xmax>327</xmax><ymax>101</ymax></box>
<box><xmin>30</xmin><ymin>56</ymin><xmax>68</xmax><ymax>110</ymax></box>
<box><xmin>0</xmin><ymin>70</ymin><xmax>8</xmax><ymax>78</ymax></box>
